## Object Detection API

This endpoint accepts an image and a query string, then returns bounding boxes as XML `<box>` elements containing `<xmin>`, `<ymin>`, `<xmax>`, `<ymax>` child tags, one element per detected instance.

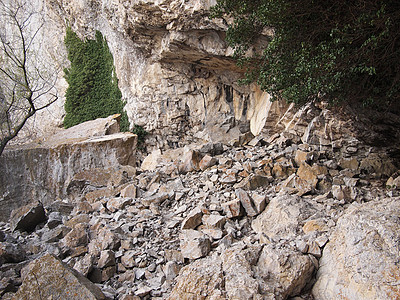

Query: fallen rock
<box><xmin>12</xmin><ymin>254</ymin><xmax>106</xmax><ymax>299</ymax></box>
<box><xmin>62</xmin><ymin>223</ymin><xmax>88</xmax><ymax>248</ymax></box>
<box><xmin>179</xmin><ymin>230</ymin><xmax>211</xmax><ymax>260</ymax></box>
<box><xmin>221</xmin><ymin>244</ymin><xmax>265</xmax><ymax>299</ymax></box>
<box><xmin>181</xmin><ymin>207</ymin><xmax>203</xmax><ymax>230</ymax></box>
<box><xmin>235</xmin><ymin>188</ymin><xmax>258</xmax><ymax>217</ymax></box>
<box><xmin>0</xmin><ymin>242</ymin><xmax>26</xmax><ymax>265</ymax></box>
<box><xmin>168</xmin><ymin>255</ymin><xmax>225</xmax><ymax>299</ymax></box>
<box><xmin>313</xmin><ymin>198</ymin><xmax>400</xmax><ymax>300</ymax></box>
<box><xmin>9</xmin><ymin>202</ymin><xmax>46</xmax><ymax>232</ymax></box>
<box><xmin>252</xmin><ymin>194</ymin><xmax>320</xmax><ymax>240</ymax></box>
<box><xmin>106</xmin><ymin>197</ymin><xmax>132</xmax><ymax>213</ymax></box>
<box><xmin>256</xmin><ymin>244</ymin><xmax>315</xmax><ymax>298</ymax></box>
<box><xmin>202</xmin><ymin>214</ymin><xmax>226</xmax><ymax>229</ymax></box>
<box><xmin>199</xmin><ymin>154</ymin><xmax>218</xmax><ymax>171</ymax></box>
<box><xmin>98</xmin><ymin>250</ymin><xmax>116</xmax><ymax>269</ymax></box>
<box><xmin>251</xmin><ymin>192</ymin><xmax>267</xmax><ymax>214</ymax></box>
<box><xmin>178</xmin><ymin>150</ymin><xmax>203</xmax><ymax>174</ymax></box>
<box><xmin>73</xmin><ymin>254</ymin><xmax>94</xmax><ymax>277</ymax></box>
<box><xmin>236</xmin><ymin>174</ymin><xmax>271</xmax><ymax>190</ymax></box>
<box><xmin>120</xmin><ymin>184</ymin><xmax>137</xmax><ymax>198</ymax></box>
<box><xmin>221</xmin><ymin>199</ymin><xmax>244</xmax><ymax>218</ymax></box>
<box><xmin>0</xmin><ymin>130</ymin><xmax>137</xmax><ymax>222</ymax></box>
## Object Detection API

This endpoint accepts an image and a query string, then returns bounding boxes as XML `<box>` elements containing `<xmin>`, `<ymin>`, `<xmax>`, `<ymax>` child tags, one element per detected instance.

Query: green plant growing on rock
<box><xmin>64</xmin><ymin>28</ymin><xmax>129</xmax><ymax>131</ymax></box>
<box><xmin>212</xmin><ymin>0</ymin><xmax>400</xmax><ymax>110</ymax></box>
<box><xmin>131</xmin><ymin>124</ymin><xmax>148</xmax><ymax>147</ymax></box>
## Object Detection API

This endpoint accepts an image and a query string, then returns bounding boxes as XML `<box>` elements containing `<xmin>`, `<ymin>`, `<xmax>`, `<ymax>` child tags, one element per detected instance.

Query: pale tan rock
<box><xmin>165</xmin><ymin>250</ymin><xmax>184</xmax><ymax>264</ymax></box>
<box><xmin>251</xmin><ymin>192</ymin><xmax>267</xmax><ymax>214</ymax></box>
<box><xmin>313</xmin><ymin>198</ymin><xmax>400</xmax><ymax>300</ymax></box>
<box><xmin>120</xmin><ymin>184</ymin><xmax>137</xmax><ymax>198</ymax></box>
<box><xmin>12</xmin><ymin>254</ymin><xmax>106</xmax><ymax>300</ymax></box>
<box><xmin>221</xmin><ymin>244</ymin><xmax>264</xmax><ymax>299</ymax></box>
<box><xmin>294</xmin><ymin>150</ymin><xmax>315</xmax><ymax>166</ymax></box>
<box><xmin>0</xmin><ymin>131</ymin><xmax>137</xmax><ymax>222</ymax></box>
<box><xmin>98</xmin><ymin>250</ymin><xmax>116</xmax><ymax>269</ymax></box>
<box><xmin>252</xmin><ymin>194</ymin><xmax>319</xmax><ymax>240</ymax></box>
<box><xmin>235</xmin><ymin>188</ymin><xmax>258</xmax><ymax>217</ymax></box>
<box><xmin>338</xmin><ymin>157</ymin><xmax>359</xmax><ymax>170</ymax></box>
<box><xmin>256</xmin><ymin>244</ymin><xmax>315</xmax><ymax>298</ymax></box>
<box><xmin>181</xmin><ymin>207</ymin><xmax>203</xmax><ymax>230</ymax></box>
<box><xmin>141</xmin><ymin>192</ymin><xmax>169</xmax><ymax>207</ymax></box>
<box><xmin>106</xmin><ymin>197</ymin><xmax>132</xmax><ymax>213</ymax></box>
<box><xmin>303</xmin><ymin>219</ymin><xmax>329</xmax><ymax>233</ymax></box>
<box><xmin>62</xmin><ymin>223</ymin><xmax>88</xmax><ymax>248</ymax></box>
<box><xmin>236</xmin><ymin>174</ymin><xmax>271</xmax><ymax>190</ymax></box>
<box><xmin>65</xmin><ymin>214</ymin><xmax>90</xmax><ymax>228</ymax></box>
<box><xmin>359</xmin><ymin>153</ymin><xmax>397</xmax><ymax>177</ymax></box>
<box><xmin>178</xmin><ymin>150</ymin><xmax>203</xmax><ymax>174</ymax></box>
<box><xmin>221</xmin><ymin>199</ymin><xmax>244</xmax><ymax>218</ymax></box>
<box><xmin>199</xmin><ymin>154</ymin><xmax>218</xmax><ymax>171</ymax></box>
<box><xmin>168</xmin><ymin>255</ymin><xmax>225</xmax><ymax>300</ymax></box>
<box><xmin>179</xmin><ymin>230</ymin><xmax>211</xmax><ymax>260</ymax></box>
<box><xmin>219</xmin><ymin>173</ymin><xmax>237</xmax><ymax>184</ymax></box>
<box><xmin>202</xmin><ymin>214</ymin><xmax>226</xmax><ymax>229</ymax></box>
<box><xmin>141</xmin><ymin>149</ymin><xmax>162</xmax><ymax>171</ymax></box>
<box><xmin>307</xmin><ymin>241</ymin><xmax>322</xmax><ymax>258</ymax></box>
<box><xmin>73</xmin><ymin>254</ymin><xmax>94</xmax><ymax>277</ymax></box>
<box><xmin>121</xmin><ymin>250</ymin><xmax>137</xmax><ymax>269</ymax></box>
<box><xmin>44</xmin><ymin>114</ymin><xmax>122</xmax><ymax>147</ymax></box>
<box><xmin>297</xmin><ymin>162</ymin><xmax>318</xmax><ymax>190</ymax></box>
<box><xmin>84</xmin><ymin>188</ymin><xmax>115</xmax><ymax>203</ymax></box>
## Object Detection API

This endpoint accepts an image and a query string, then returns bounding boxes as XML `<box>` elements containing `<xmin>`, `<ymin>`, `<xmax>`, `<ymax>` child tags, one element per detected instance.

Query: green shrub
<box><xmin>131</xmin><ymin>124</ymin><xmax>148</xmax><ymax>147</ymax></box>
<box><xmin>64</xmin><ymin>28</ymin><xmax>129</xmax><ymax>131</ymax></box>
<box><xmin>212</xmin><ymin>0</ymin><xmax>400</xmax><ymax>109</ymax></box>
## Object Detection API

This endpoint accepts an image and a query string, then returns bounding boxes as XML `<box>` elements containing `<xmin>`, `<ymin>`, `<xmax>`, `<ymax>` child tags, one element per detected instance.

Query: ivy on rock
<box><xmin>64</xmin><ymin>28</ymin><xmax>129</xmax><ymax>131</ymax></box>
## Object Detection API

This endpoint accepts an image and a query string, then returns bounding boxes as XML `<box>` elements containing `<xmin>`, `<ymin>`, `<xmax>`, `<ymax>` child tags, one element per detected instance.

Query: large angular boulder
<box><xmin>9</xmin><ymin>202</ymin><xmax>46</xmax><ymax>232</ymax></box>
<box><xmin>312</xmin><ymin>198</ymin><xmax>400</xmax><ymax>299</ymax></box>
<box><xmin>170</xmin><ymin>242</ymin><xmax>315</xmax><ymax>299</ymax></box>
<box><xmin>167</xmin><ymin>255</ymin><xmax>225</xmax><ymax>300</ymax></box>
<box><xmin>252</xmin><ymin>194</ymin><xmax>320</xmax><ymax>241</ymax></box>
<box><xmin>12</xmin><ymin>254</ymin><xmax>106</xmax><ymax>299</ymax></box>
<box><xmin>0</xmin><ymin>116</ymin><xmax>137</xmax><ymax>222</ymax></box>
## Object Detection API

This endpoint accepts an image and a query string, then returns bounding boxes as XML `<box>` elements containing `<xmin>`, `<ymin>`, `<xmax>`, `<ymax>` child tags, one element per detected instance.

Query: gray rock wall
<box><xmin>0</xmin><ymin>116</ymin><xmax>137</xmax><ymax>222</ymax></box>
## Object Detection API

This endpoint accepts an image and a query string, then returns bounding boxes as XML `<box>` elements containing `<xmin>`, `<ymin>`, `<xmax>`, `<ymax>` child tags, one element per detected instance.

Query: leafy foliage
<box><xmin>64</xmin><ymin>28</ymin><xmax>129</xmax><ymax>131</ymax></box>
<box><xmin>212</xmin><ymin>0</ymin><xmax>400</xmax><ymax>109</ymax></box>
<box><xmin>131</xmin><ymin>124</ymin><xmax>148</xmax><ymax>146</ymax></box>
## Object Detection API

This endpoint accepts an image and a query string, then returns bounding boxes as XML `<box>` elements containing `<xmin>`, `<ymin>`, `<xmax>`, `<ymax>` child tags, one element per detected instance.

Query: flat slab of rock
<box><xmin>312</xmin><ymin>198</ymin><xmax>400</xmax><ymax>300</ymax></box>
<box><xmin>0</xmin><ymin>127</ymin><xmax>137</xmax><ymax>222</ymax></box>
<box><xmin>12</xmin><ymin>254</ymin><xmax>106</xmax><ymax>299</ymax></box>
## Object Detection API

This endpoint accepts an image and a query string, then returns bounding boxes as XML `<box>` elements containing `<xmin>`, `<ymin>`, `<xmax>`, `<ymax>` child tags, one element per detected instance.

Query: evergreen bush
<box><xmin>64</xmin><ymin>28</ymin><xmax>129</xmax><ymax>131</ymax></box>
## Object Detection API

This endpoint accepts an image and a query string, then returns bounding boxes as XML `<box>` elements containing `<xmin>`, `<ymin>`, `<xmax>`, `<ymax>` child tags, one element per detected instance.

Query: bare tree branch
<box><xmin>0</xmin><ymin>0</ymin><xmax>59</xmax><ymax>156</ymax></box>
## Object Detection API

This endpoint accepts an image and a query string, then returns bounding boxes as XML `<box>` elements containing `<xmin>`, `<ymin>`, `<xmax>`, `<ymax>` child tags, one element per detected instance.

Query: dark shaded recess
<box><xmin>224</xmin><ymin>85</ymin><xmax>233</xmax><ymax>103</ymax></box>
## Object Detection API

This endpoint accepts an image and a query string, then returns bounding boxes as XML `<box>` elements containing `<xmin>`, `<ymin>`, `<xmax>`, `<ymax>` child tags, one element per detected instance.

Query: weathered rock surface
<box><xmin>1</xmin><ymin>95</ymin><xmax>400</xmax><ymax>299</ymax></box>
<box><xmin>252</xmin><ymin>195</ymin><xmax>322</xmax><ymax>241</ymax></box>
<box><xmin>0</xmin><ymin>117</ymin><xmax>137</xmax><ymax>222</ymax></box>
<box><xmin>312</xmin><ymin>198</ymin><xmax>400</xmax><ymax>300</ymax></box>
<box><xmin>12</xmin><ymin>254</ymin><xmax>106</xmax><ymax>300</ymax></box>
<box><xmin>9</xmin><ymin>202</ymin><xmax>46</xmax><ymax>232</ymax></box>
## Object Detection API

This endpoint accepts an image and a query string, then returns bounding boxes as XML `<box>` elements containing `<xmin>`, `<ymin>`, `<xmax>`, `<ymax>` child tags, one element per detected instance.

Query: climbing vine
<box><xmin>63</xmin><ymin>28</ymin><xmax>129</xmax><ymax>131</ymax></box>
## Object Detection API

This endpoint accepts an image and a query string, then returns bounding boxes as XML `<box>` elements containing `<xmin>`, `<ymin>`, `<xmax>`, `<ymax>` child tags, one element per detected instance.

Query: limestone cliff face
<box><xmin>36</xmin><ymin>0</ymin><xmax>293</xmax><ymax>148</ymax></box>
